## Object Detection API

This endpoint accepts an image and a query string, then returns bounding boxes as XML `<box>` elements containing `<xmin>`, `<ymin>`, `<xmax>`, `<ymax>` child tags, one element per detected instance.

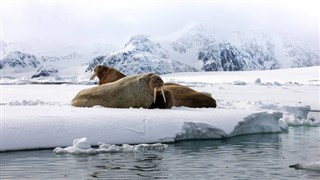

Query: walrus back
<box><xmin>72</xmin><ymin>73</ymin><xmax>154</xmax><ymax>108</ymax></box>
<box><xmin>164</xmin><ymin>83</ymin><xmax>217</xmax><ymax>108</ymax></box>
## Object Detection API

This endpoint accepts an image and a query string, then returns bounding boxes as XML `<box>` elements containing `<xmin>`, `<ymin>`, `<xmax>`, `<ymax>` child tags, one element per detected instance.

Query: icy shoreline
<box><xmin>1</xmin><ymin>67</ymin><xmax>319</xmax><ymax>152</ymax></box>
<box><xmin>2</xmin><ymin>102</ymin><xmax>317</xmax><ymax>152</ymax></box>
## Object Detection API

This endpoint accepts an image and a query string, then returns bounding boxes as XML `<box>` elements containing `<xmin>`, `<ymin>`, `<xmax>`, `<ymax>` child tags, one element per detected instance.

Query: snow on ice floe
<box><xmin>1</xmin><ymin>89</ymin><xmax>319</xmax><ymax>151</ymax></box>
<box><xmin>1</xmin><ymin>106</ymin><xmax>287</xmax><ymax>151</ymax></box>
<box><xmin>161</xmin><ymin>66</ymin><xmax>320</xmax><ymax>86</ymax></box>
<box><xmin>53</xmin><ymin>137</ymin><xmax>168</xmax><ymax>155</ymax></box>
<box><xmin>290</xmin><ymin>162</ymin><xmax>320</xmax><ymax>171</ymax></box>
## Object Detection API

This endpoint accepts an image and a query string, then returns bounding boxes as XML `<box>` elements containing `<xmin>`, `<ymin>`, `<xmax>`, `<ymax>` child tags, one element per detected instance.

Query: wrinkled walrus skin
<box><xmin>89</xmin><ymin>65</ymin><xmax>217</xmax><ymax>108</ymax></box>
<box><xmin>72</xmin><ymin>73</ymin><xmax>174</xmax><ymax>109</ymax></box>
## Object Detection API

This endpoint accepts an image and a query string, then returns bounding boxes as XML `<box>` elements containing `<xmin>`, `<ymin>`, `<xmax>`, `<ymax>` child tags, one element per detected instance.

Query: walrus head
<box><xmin>289</xmin><ymin>164</ymin><xmax>303</xmax><ymax>170</ymax></box>
<box><xmin>90</xmin><ymin>65</ymin><xmax>108</xmax><ymax>80</ymax></box>
<box><xmin>147</xmin><ymin>74</ymin><xmax>167</xmax><ymax>104</ymax></box>
<box><xmin>150</xmin><ymin>89</ymin><xmax>175</xmax><ymax>109</ymax></box>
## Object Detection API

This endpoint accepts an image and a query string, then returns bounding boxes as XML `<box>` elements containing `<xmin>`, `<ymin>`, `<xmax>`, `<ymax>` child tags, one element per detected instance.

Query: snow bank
<box><xmin>1</xmin><ymin>106</ymin><xmax>285</xmax><ymax>151</ymax></box>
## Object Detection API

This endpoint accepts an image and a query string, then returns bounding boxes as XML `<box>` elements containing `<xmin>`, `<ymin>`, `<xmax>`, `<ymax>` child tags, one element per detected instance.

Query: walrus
<box><xmin>90</xmin><ymin>65</ymin><xmax>126</xmax><ymax>85</ymax></box>
<box><xmin>163</xmin><ymin>83</ymin><xmax>216</xmax><ymax>108</ymax></box>
<box><xmin>289</xmin><ymin>162</ymin><xmax>320</xmax><ymax>171</ymax></box>
<box><xmin>90</xmin><ymin>65</ymin><xmax>217</xmax><ymax>108</ymax></box>
<box><xmin>150</xmin><ymin>90</ymin><xmax>175</xmax><ymax>109</ymax></box>
<box><xmin>72</xmin><ymin>73</ymin><xmax>174</xmax><ymax>109</ymax></box>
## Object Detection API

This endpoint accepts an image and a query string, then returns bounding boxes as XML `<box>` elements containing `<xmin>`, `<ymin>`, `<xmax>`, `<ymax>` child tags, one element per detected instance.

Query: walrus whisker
<box><xmin>90</xmin><ymin>73</ymin><xmax>96</xmax><ymax>80</ymax></box>
<box><xmin>153</xmin><ymin>87</ymin><xmax>157</xmax><ymax>103</ymax></box>
<box><xmin>161</xmin><ymin>87</ymin><xmax>166</xmax><ymax>103</ymax></box>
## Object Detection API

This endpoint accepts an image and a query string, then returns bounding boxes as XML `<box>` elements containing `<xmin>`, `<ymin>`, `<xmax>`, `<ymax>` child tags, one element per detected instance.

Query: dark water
<box><xmin>1</xmin><ymin>127</ymin><xmax>319</xmax><ymax>180</ymax></box>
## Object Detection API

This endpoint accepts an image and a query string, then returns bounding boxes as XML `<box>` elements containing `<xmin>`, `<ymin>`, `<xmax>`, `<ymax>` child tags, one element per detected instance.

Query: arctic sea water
<box><xmin>1</xmin><ymin>126</ymin><xmax>319</xmax><ymax>179</ymax></box>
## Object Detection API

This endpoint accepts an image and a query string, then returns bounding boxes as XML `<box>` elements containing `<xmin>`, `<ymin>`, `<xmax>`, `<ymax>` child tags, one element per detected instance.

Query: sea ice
<box><xmin>1</xmin><ymin>67</ymin><xmax>319</xmax><ymax>151</ymax></box>
<box><xmin>53</xmin><ymin>137</ymin><xmax>168</xmax><ymax>155</ymax></box>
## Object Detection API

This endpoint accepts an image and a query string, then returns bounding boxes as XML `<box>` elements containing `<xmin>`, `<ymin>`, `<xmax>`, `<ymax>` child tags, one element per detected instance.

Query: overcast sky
<box><xmin>1</xmin><ymin>0</ymin><xmax>319</xmax><ymax>50</ymax></box>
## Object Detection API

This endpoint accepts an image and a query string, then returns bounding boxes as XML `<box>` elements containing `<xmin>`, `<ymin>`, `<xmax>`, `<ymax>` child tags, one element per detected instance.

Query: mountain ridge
<box><xmin>1</xmin><ymin>23</ymin><xmax>319</xmax><ymax>80</ymax></box>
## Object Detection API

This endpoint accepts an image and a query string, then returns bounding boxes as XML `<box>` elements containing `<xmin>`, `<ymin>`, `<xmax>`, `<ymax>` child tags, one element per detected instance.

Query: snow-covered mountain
<box><xmin>86</xmin><ymin>35</ymin><xmax>198</xmax><ymax>75</ymax></box>
<box><xmin>0</xmin><ymin>51</ymin><xmax>41</xmax><ymax>73</ymax></box>
<box><xmin>156</xmin><ymin>23</ymin><xmax>214</xmax><ymax>69</ymax></box>
<box><xmin>0</xmin><ymin>42</ymin><xmax>116</xmax><ymax>79</ymax></box>
<box><xmin>0</xmin><ymin>51</ymin><xmax>88</xmax><ymax>79</ymax></box>
<box><xmin>168</xmin><ymin>23</ymin><xmax>213</xmax><ymax>54</ymax></box>
<box><xmin>31</xmin><ymin>66</ymin><xmax>59</xmax><ymax>79</ymax></box>
<box><xmin>1</xmin><ymin>23</ymin><xmax>319</xmax><ymax>81</ymax></box>
<box><xmin>159</xmin><ymin>24</ymin><xmax>319</xmax><ymax>71</ymax></box>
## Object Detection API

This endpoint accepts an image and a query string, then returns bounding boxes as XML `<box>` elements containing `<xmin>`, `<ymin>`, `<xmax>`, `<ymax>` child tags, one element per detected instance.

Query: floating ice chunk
<box><xmin>73</xmin><ymin>137</ymin><xmax>91</xmax><ymax>149</ymax></box>
<box><xmin>281</xmin><ymin>105</ymin><xmax>311</xmax><ymax>120</ymax></box>
<box><xmin>281</xmin><ymin>114</ymin><xmax>301</xmax><ymax>126</ymax></box>
<box><xmin>54</xmin><ymin>138</ymin><xmax>168</xmax><ymax>155</ymax></box>
<box><xmin>281</xmin><ymin>113</ymin><xmax>319</xmax><ymax>127</ymax></box>
<box><xmin>54</xmin><ymin>137</ymin><xmax>98</xmax><ymax>155</ymax></box>
<box><xmin>97</xmin><ymin>144</ymin><xmax>123</xmax><ymax>153</ymax></box>
<box><xmin>98</xmin><ymin>143</ymin><xmax>168</xmax><ymax>153</ymax></box>
<box><xmin>289</xmin><ymin>162</ymin><xmax>320</xmax><ymax>171</ymax></box>
<box><xmin>135</xmin><ymin>143</ymin><xmax>168</xmax><ymax>151</ymax></box>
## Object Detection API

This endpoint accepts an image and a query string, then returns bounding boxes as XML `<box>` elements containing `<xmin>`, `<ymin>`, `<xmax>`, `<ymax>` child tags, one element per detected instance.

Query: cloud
<box><xmin>1</xmin><ymin>0</ymin><xmax>319</xmax><ymax>50</ymax></box>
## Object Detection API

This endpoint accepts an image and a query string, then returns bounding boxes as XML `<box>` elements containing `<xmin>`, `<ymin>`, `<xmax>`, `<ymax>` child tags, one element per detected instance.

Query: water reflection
<box><xmin>82</xmin><ymin>153</ymin><xmax>168</xmax><ymax>179</ymax></box>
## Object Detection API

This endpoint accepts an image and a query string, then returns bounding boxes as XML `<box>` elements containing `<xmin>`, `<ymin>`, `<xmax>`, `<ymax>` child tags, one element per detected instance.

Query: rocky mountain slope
<box><xmin>86</xmin><ymin>35</ymin><xmax>198</xmax><ymax>75</ymax></box>
<box><xmin>1</xmin><ymin>24</ymin><xmax>319</xmax><ymax>80</ymax></box>
<box><xmin>161</xmin><ymin>25</ymin><xmax>319</xmax><ymax>71</ymax></box>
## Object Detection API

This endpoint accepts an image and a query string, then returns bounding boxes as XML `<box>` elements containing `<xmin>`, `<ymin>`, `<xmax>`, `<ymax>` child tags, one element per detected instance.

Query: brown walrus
<box><xmin>72</xmin><ymin>73</ymin><xmax>174</xmax><ymax>109</ymax></box>
<box><xmin>90</xmin><ymin>65</ymin><xmax>126</xmax><ymax>85</ymax></box>
<box><xmin>90</xmin><ymin>65</ymin><xmax>217</xmax><ymax>108</ymax></box>
<box><xmin>163</xmin><ymin>83</ymin><xmax>216</xmax><ymax>108</ymax></box>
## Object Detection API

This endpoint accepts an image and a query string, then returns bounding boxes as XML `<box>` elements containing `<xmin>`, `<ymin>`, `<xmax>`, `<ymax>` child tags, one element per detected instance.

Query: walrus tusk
<box><xmin>161</xmin><ymin>87</ymin><xmax>166</xmax><ymax>103</ymax></box>
<box><xmin>90</xmin><ymin>73</ymin><xmax>96</xmax><ymax>80</ymax></box>
<box><xmin>154</xmin><ymin>87</ymin><xmax>157</xmax><ymax>103</ymax></box>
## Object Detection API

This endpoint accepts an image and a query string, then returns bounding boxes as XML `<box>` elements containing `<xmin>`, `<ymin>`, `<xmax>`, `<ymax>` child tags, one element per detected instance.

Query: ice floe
<box><xmin>53</xmin><ymin>137</ymin><xmax>168</xmax><ymax>155</ymax></box>
<box><xmin>1</xmin><ymin>67</ymin><xmax>319</xmax><ymax>151</ymax></box>
<box><xmin>1</xmin><ymin>106</ymin><xmax>288</xmax><ymax>151</ymax></box>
